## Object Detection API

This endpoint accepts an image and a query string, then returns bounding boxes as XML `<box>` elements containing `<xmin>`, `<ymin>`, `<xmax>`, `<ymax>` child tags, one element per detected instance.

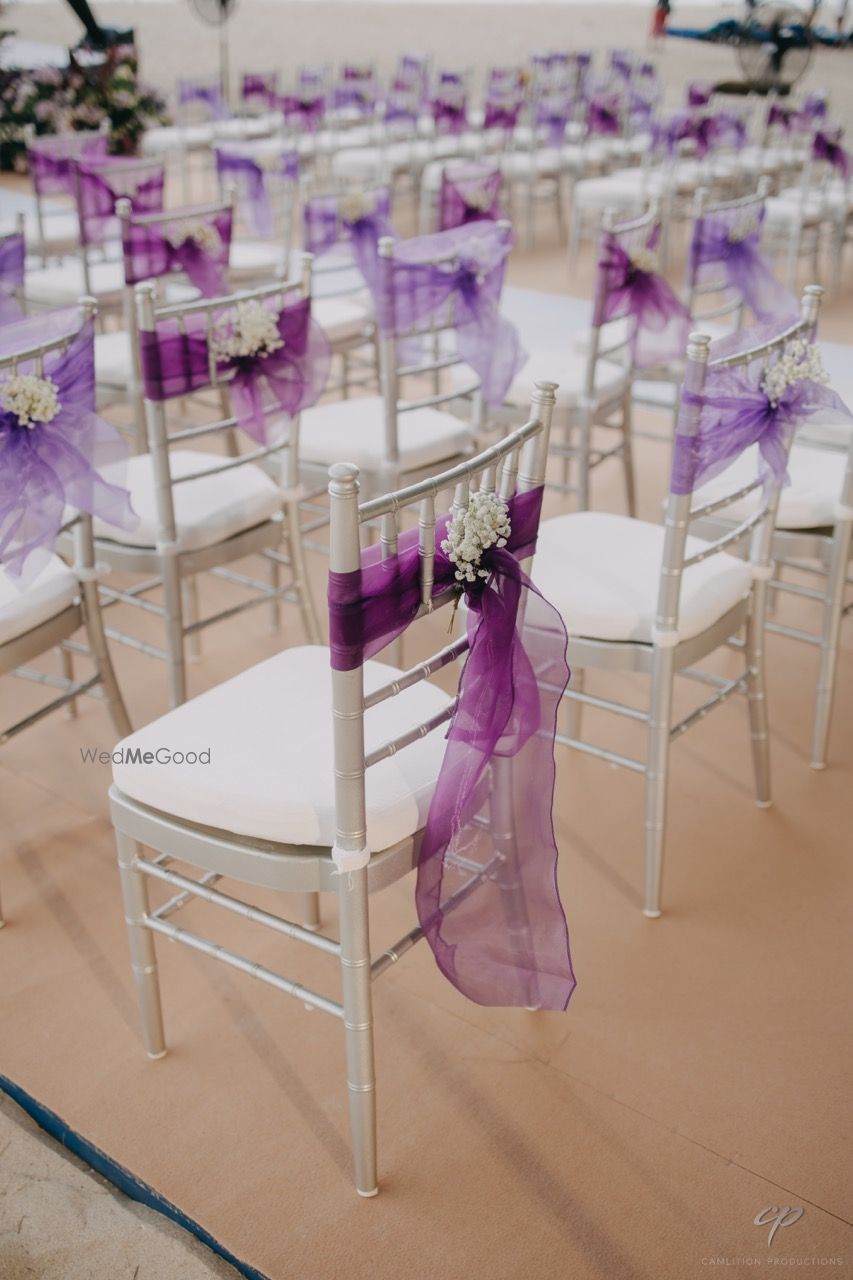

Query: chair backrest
<box><xmin>135</xmin><ymin>264</ymin><xmax>325</xmax><ymax>520</ymax></box>
<box><xmin>438</xmin><ymin>161</ymin><xmax>502</xmax><ymax>232</ymax></box>
<box><xmin>327</xmin><ymin>380</ymin><xmax>557</xmax><ymax>863</ymax></box>
<box><xmin>74</xmin><ymin>155</ymin><xmax>165</xmax><ymax>263</ymax></box>
<box><xmin>302</xmin><ymin>182</ymin><xmax>392</xmax><ymax>299</ymax></box>
<box><xmin>658</xmin><ymin>286</ymin><xmax>824</xmax><ymax>641</ymax></box>
<box><xmin>588</xmin><ymin>202</ymin><xmax>663</xmax><ymax>390</ymax></box>
<box><xmin>177</xmin><ymin>77</ymin><xmax>230</xmax><ymax>123</ymax></box>
<box><xmin>241</xmin><ymin>71</ymin><xmax>280</xmax><ymax>113</ymax></box>
<box><xmin>25</xmin><ymin>126</ymin><xmax>109</xmax><ymax>254</ymax></box>
<box><xmin>215</xmin><ymin>143</ymin><xmax>299</xmax><ymax>244</ymax></box>
<box><xmin>373</xmin><ymin>220</ymin><xmax>517</xmax><ymax>461</ymax></box>
<box><xmin>686</xmin><ymin>179</ymin><xmax>772</xmax><ymax>329</ymax></box>
<box><xmin>0</xmin><ymin>216</ymin><xmax>26</xmax><ymax>325</ymax></box>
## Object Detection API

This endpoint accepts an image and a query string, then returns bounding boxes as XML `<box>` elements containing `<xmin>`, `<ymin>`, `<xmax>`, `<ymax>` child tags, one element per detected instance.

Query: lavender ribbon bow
<box><xmin>122</xmin><ymin>211</ymin><xmax>232</xmax><ymax>297</ymax></box>
<box><xmin>140</xmin><ymin>298</ymin><xmax>330</xmax><ymax>445</ymax></box>
<box><xmin>379</xmin><ymin>223</ymin><xmax>527</xmax><ymax>407</ymax></box>
<box><xmin>689</xmin><ymin>207</ymin><xmax>798</xmax><ymax>325</ymax></box>
<box><xmin>241</xmin><ymin>73</ymin><xmax>278</xmax><ymax>109</ymax></box>
<box><xmin>78</xmin><ymin>161</ymin><xmax>165</xmax><ymax>247</ymax></box>
<box><xmin>0</xmin><ymin>312</ymin><xmax>137</xmax><ymax>584</ymax></box>
<box><xmin>439</xmin><ymin>168</ymin><xmax>502</xmax><ymax>232</ymax></box>
<box><xmin>28</xmin><ymin>132</ymin><xmax>108</xmax><ymax>197</ymax></box>
<box><xmin>303</xmin><ymin>191</ymin><xmax>393</xmax><ymax>292</ymax></box>
<box><xmin>587</xmin><ymin>94</ymin><xmax>622</xmax><ymax>136</ymax></box>
<box><xmin>0</xmin><ymin>233</ymin><xmax>25</xmax><ymax>327</ymax></box>
<box><xmin>178</xmin><ymin>79</ymin><xmax>230</xmax><ymax>121</ymax></box>
<box><xmin>671</xmin><ymin>356</ymin><xmax>853</xmax><ymax>496</ymax></box>
<box><xmin>687</xmin><ymin>82</ymin><xmax>713</xmax><ymax>107</ymax></box>
<box><xmin>432</xmin><ymin>96</ymin><xmax>468</xmax><ymax>135</ymax></box>
<box><xmin>281</xmin><ymin>94</ymin><xmax>326</xmax><ymax>131</ymax></box>
<box><xmin>597</xmin><ymin>230</ymin><xmax>691</xmax><ymax>369</ymax></box>
<box><xmin>483</xmin><ymin>100</ymin><xmax>521</xmax><ymax>132</ymax></box>
<box><xmin>215</xmin><ymin>148</ymin><xmax>299</xmax><ymax>238</ymax></box>
<box><xmin>813</xmin><ymin>129</ymin><xmax>850</xmax><ymax>180</ymax></box>
<box><xmin>328</xmin><ymin>485</ymin><xmax>576</xmax><ymax>1010</ymax></box>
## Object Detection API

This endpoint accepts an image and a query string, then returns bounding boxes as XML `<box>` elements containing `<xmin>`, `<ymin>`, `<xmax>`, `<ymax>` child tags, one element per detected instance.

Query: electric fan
<box><xmin>188</xmin><ymin>0</ymin><xmax>238</xmax><ymax>107</ymax></box>
<box><xmin>737</xmin><ymin>2</ymin><xmax>815</xmax><ymax>90</ymax></box>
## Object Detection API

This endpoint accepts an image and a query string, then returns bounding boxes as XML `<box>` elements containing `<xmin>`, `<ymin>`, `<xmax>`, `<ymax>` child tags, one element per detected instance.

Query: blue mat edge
<box><xmin>0</xmin><ymin>1071</ymin><xmax>271</xmax><ymax>1280</ymax></box>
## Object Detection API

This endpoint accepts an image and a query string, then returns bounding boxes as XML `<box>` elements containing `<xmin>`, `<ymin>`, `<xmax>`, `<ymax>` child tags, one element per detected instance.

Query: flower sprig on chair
<box><xmin>442</xmin><ymin>490</ymin><xmax>511</xmax><ymax>584</ymax></box>
<box><xmin>339</xmin><ymin>191</ymin><xmax>376</xmax><ymax>226</ymax></box>
<box><xmin>210</xmin><ymin>299</ymin><xmax>284</xmax><ymax>363</ymax></box>
<box><xmin>727</xmin><ymin>210</ymin><xmax>761</xmax><ymax>245</ymax></box>
<box><xmin>761</xmin><ymin>340</ymin><xmax>829</xmax><ymax>409</ymax></box>
<box><xmin>166</xmin><ymin>219</ymin><xmax>223</xmax><ymax>258</ymax></box>
<box><xmin>0</xmin><ymin>373</ymin><xmax>60</xmax><ymax>428</ymax></box>
<box><xmin>626</xmin><ymin>245</ymin><xmax>660</xmax><ymax>276</ymax></box>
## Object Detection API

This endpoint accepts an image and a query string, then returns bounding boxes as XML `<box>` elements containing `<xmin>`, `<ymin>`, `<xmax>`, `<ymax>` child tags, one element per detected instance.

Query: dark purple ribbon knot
<box><xmin>689</xmin><ymin>209</ymin><xmax>798</xmax><ymax>325</ymax></box>
<box><xmin>598</xmin><ymin>233</ymin><xmax>690</xmax><ymax>369</ymax></box>
<box><xmin>813</xmin><ymin>129</ymin><xmax>850</xmax><ymax>180</ymax></box>
<box><xmin>328</xmin><ymin>485</ymin><xmax>575</xmax><ymax>1010</ymax></box>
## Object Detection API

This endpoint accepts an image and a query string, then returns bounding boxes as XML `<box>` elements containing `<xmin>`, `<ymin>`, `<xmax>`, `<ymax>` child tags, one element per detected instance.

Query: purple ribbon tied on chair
<box><xmin>439</xmin><ymin>167</ymin><xmax>502</xmax><ymax>232</ymax></box>
<box><xmin>281</xmin><ymin>94</ymin><xmax>326</xmax><ymax>131</ymax></box>
<box><xmin>215</xmin><ymin>148</ymin><xmax>299</xmax><ymax>239</ymax></box>
<box><xmin>671</xmin><ymin>335</ymin><xmax>853</xmax><ymax>496</ymax></box>
<box><xmin>28</xmin><ymin>132</ymin><xmax>108</xmax><ymax>197</ymax></box>
<box><xmin>597</xmin><ymin>229</ymin><xmax>691</xmax><ymax>369</ymax></box>
<box><xmin>586</xmin><ymin>94</ymin><xmax>622</xmax><ymax>137</ymax></box>
<box><xmin>689</xmin><ymin>205</ymin><xmax>798</xmax><ymax>325</ymax></box>
<box><xmin>140</xmin><ymin>297</ymin><xmax>330</xmax><ymax>446</ymax></box>
<box><xmin>767</xmin><ymin>102</ymin><xmax>800</xmax><ymax>135</ymax></box>
<box><xmin>122</xmin><ymin>209</ymin><xmax>232</xmax><ymax>298</ymax></box>
<box><xmin>303</xmin><ymin>190</ymin><xmax>393</xmax><ymax>293</ymax></box>
<box><xmin>178</xmin><ymin>79</ymin><xmax>230</xmax><ymax>121</ymax></box>
<box><xmin>0</xmin><ymin>311</ymin><xmax>137</xmax><ymax>584</ymax></box>
<box><xmin>687</xmin><ymin>82</ymin><xmax>713</xmax><ymax>108</ymax></box>
<box><xmin>328</xmin><ymin>485</ymin><xmax>576</xmax><ymax>1010</ymax></box>
<box><xmin>78</xmin><ymin>160</ymin><xmax>165</xmax><ymax>247</ymax></box>
<box><xmin>813</xmin><ymin>129</ymin><xmax>850</xmax><ymax>180</ymax></box>
<box><xmin>432</xmin><ymin>95</ymin><xmax>468</xmax><ymax>135</ymax></box>
<box><xmin>0</xmin><ymin>233</ymin><xmax>25</xmax><ymax>327</ymax></box>
<box><xmin>241</xmin><ymin>73</ymin><xmax>278</xmax><ymax>110</ymax></box>
<box><xmin>378</xmin><ymin>223</ymin><xmax>527</xmax><ymax>407</ymax></box>
<box><xmin>483</xmin><ymin>99</ymin><xmax>522</xmax><ymax>132</ymax></box>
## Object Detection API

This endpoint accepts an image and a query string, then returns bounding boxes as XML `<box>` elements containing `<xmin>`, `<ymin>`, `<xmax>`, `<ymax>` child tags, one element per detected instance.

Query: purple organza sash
<box><xmin>0</xmin><ymin>311</ymin><xmax>137</xmax><ymax>583</ymax></box>
<box><xmin>241</xmin><ymin>73</ymin><xmax>279</xmax><ymax>109</ymax></box>
<box><xmin>215</xmin><ymin>148</ymin><xmax>299</xmax><ymax>238</ymax></box>
<box><xmin>438</xmin><ymin>167</ymin><xmax>502</xmax><ymax>232</ymax></box>
<box><xmin>483</xmin><ymin>100</ymin><xmax>522</xmax><ymax>132</ymax></box>
<box><xmin>597</xmin><ymin>229</ymin><xmax>690</xmax><ymax>368</ymax></box>
<box><xmin>378</xmin><ymin>223</ymin><xmax>526</xmax><ymax>406</ymax></box>
<box><xmin>122</xmin><ymin>209</ymin><xmax>232</xmax><ymax>296</ymax></box>
<box><xmin>78</xmin><ymin>160</ymin><xmax>165</xmax><ymax>247</ymax></box>
<box><xmin>802</xmin><ymin>93</ymin><xmax>828</xmax><ymax>122</ymax></box>
<box><xmin>586</xmin><ymin>94</ymin><xmax>622</xmax><ymax>136</ymax></box>
<box><xmin>328</xmin><ymin>485</ymin><xmax>576</xmax><ymax>1010</ymax></box>
<box><xmin>687</xmin><ymin>81</ymin><xmax>713</xmax><ymax>107</ymax></box>
<box><xmin>281</xmin><ymin>94</ymin><xmax>326</xmax><ymax>131</ymax></box>
<box><xmin>672</xmin><ymin>365</ymin><xmax>853</xmax><ymax>496</ymax></box>
<box><xmin>178</xmin><ymin>79</ymin><xmax>230</xmax><ymax>121</ymax></box>
<box><xmin>432</xmin><ymin>96</ymin><xmax>468</xmax><ymax>135</ymax></box>
<box><xmin>535</xmin><ymin>93</ymin><xmax>572</xmax><ymax>144</ymax></box>
<box><xmin>139</xmin><ymin>295</ymin><xmax>330</xmax><ymax>444</ymax></box>
<box><xmin>767</xmin><ymin>102</ymin><xmax>799</xmax><ymax>134</ymax></box>
<box><xmin>334</xmin><ymin>67</ymin><xmax>376</xmax><ymax>112</ymax></box>
<box><xmin>689</xmin><ymin>206</ymin><xmax>798</xmax><ymax>325</ymax></box>
<box><xmin>303</xmin><ymin>189</ymin><xmax>393</xmax><ymax>291</ymax></box>
<box><xmin>813</xmin><ymin>129</ymin><xmax>850</xmax><ymax>180</ymax></box>
<box><xmin>653</xmin><ymin>110</ymin><xmax>743</xmax><ymax>158</ymax></box>
<box><xmin>0</xmin><ymin>233</ymin><xmax>25</xmax><ymax>327</ymax></box>
<box><xmin>28</xmin><ymin>131</ymin><xmax>108</xmax><ymax>197</ymax></box>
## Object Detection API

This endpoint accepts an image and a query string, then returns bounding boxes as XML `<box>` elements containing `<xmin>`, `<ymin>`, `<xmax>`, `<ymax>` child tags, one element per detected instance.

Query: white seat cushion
<box><xmin>764</xmin><ymin>194</ymin><xmax>823</xmax><ymax>227</ymax></box>
<box><xmin>301</xmin><ymin>397</ymin><xmax>472</xmax><ymax>472</ymax></box>
<box><xmin>141</xmin><ymin>124</ymin><xmax>213</xmax><ymax>154</ymax></box>
<box><xmin>573</xmin><ymin>171</ymin><xmax>649</xmax><ymax>208</ymax></box>
<box><xmin>112</xmin><ymin>645</ymin><xmax>452</xmax><ymax>851</ymax></box>
<box><xmin>693</xmin><ymin>443</ymin><xmax>848</xmax><ymax>531</ymax></box>
<box><xmin>499</xmin><ymin>149</ymin><xmax>563</xmax><ymax>179</ymax></box>
<box><xmin>312</xmin><ymin>295</ymin><xmax>373</xmax><ymax>345</ymax></box>
<box><xmin>95</xmin><ymin>328</ymin><xmax>132</xmax><ymax>386</ymax></box>
<box><xmin>25</xmin><ymin>258</ymin><xmax>125</xmax><ymax>306</ymax></box>
<box><xmin>25</xmin><ymin>209</ymin><xmax>81</xmax><ymax>248</ymax></box>
<box><xmin>228</xmin><ymin>239</ymin><xmax>288</xmax><ymax>277</ymax></box>
<box><xmin>0</xmin><ymin>555</ymin><xmax>79</xmax><ymax>647</ymax></box>
<box><xmin>533</xmin><ymin>511</ymin><xmax>753</xmax><ymax>645</ymax></box>
<box><xmin>94</xmin><ymin>450</ymin><xmax>282</xmax><ymax>552</ymax></box>
<box><xmin>478</xmin><ymin>347</ymin><xmax>628</xmax><ymax>411</ymax></box>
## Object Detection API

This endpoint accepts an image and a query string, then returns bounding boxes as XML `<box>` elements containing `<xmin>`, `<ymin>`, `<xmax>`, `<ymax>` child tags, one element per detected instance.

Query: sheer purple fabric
<box><xmin>139</xmin><ymin>295</ymin><xmax>330</xmax><ymax>444</ymax></box>
<box><xmin>28</xmin><ymin>131</ymin><xmax>108</xmax><ymax>197</ymax></box>
<box><xmin>0</xmin><ymin>310</ymin><xmax>137</xmax><ymax>584</ymax></box>
<box><xmin>535</xmin><ymin>93</ymin><xmax>572</xmax><ymax>143</ymax></box>
<box><xmin>802</xmin><ymin>93</ymin><xmax>828</xmax><ymax>121</ymax></box>
<box><xmin>77</xmin><ymin>159</ymin><xmax>165</xmax><ymax>247</ymax></box>
<box><xmin>813</xmin><ymin>128</ymin><xmax>850</xmax><ymax>180</ymax></box>
<box><xmin>687</xmin><ymin>81</ymin><xmax>713</xmax><ymax>107</ymax></box>
<box><xmin>483</xmin><ymin>100</ymin><xmax>522</xmax><ymax>132</ymax></box>
<box><xmin>215</xmin><ymin>148</ymin><xmax>299</xmax><ymax>238</ymax></box>
<box><xmin>241</xmin><ymin>73</ymin><xmax>279</xmax><ymax>110</ymax></box>
<box><xmin>671</xmin><ymin>326</ymin><xmax>853</xmax><ymax>495</ymax></box>
<box><xmin>596</xmin><ymin>228</ymin><xmax>691</xmax><ymax>368</ymax></box>
<box><xmin>0</xmin><ymin>233</ymin><xmax>25</xmax><ymax>326</ymax></box>
<box><xmin>653</xmin><ymin>110</ymin><xmax>743</xmax><ymax>158</ymax></box>
<box><xmin>122</xmin><ymin>208</ymin><xmax>232</xmax><ymax>296</ymax></box>
<box><xmin>328</xmin><ymin>484</ymin><xmax>576</xmax><ymax>1010</ymax></box>
<box><xmin>766</xmin><ymin>102</ymin><xmax>803</xmax><ymax>135</ymax></box>
<box><xmin>438</xmin><ymin>166</ymin><xmax>502</xmax><ymax>232</ymax></box>
<box><xmin>432</xmin><ymin>96</ymin><xmax>468</xmax><ymax>135</ymax></box>
<box><xmin>586</xmin><ymin>94</ymin><xmax>622</xmax><ymax>136</ymax></box>
<box><xmin>302</xmin><ymin>189</ymin><xmax>393</xmax><ymax>293</ymax></box>
<box><xmin>334</xmin><ymin>67</ymin><xmax>377</xmax><ymax>112</ymax></box>
<box><xmin>281</xmin><ymin>94</ymin><xmax>326</xmax><ymax>131</ymax></box>
<box><xmin>689</xmin><ymin>205</ymin><xmax>798</xmax><ymax>325</ymax></box>
<box><xmin>376</xmin><ymin>222</ymin><xmax>527</xmax><ymax>406</ymax></box>
<box><xmin>178</xmin><ymin>79</ymin><xmax>230</xmax><ymax>121</ymax></box>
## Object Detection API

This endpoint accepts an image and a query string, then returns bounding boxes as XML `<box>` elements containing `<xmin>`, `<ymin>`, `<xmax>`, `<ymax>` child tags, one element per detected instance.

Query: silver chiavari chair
<box><xmin>213</xmin><ymin>142</ymin><xmax>300</xmax><ymax>285</ymax></box>
<box><xmin>92</xmin><ymin>270</ymin><xmax>322</xmax><ymax>707</ymax></box>
<box><xmin>533</xmin><ymin>287</ymin><xmax>824</xmax><ymax>917</ymax></box>
<box><xmin>23</xmin><ymin>123</ymin><xmax>110</xmax><ymax>264</ymax></box>
<box><xmin>0</xmin><ymin>300</ymin><xmax>131</xmax><ymax>922</ymax></box>
<box><xmin>109</xmin><ymin>382</ymin><xmax>557</xmax><ymax>1195</ymax></box>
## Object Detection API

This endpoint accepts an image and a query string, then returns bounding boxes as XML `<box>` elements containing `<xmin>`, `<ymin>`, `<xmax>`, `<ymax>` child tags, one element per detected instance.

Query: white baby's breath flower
<box><xmin>727</xmin><ymin>210</ymin><xmax>760</xmax><ymax>243</ymax></box>
<box><xmin>761</xmin><ymin>339</ymin><xmax>829</xmax><ymax>409</ymax></box>
<box><xmin>167</xmin><ymin>219</ymin><xmax>223</xmax><ymax>258</ymax></box>
<box><xmin>628</xmin><ymin>245</ymin><xmax>659</xmax><ymax>275</ymax></box>
<box><xmin>464</xmin><ymin>188</ymin><xmax>493</xmax><ymax>213</ymax></box>
<box><xmin>339</xmin><ymin>191</ymin><xmax>376</xmax><ymax>224</ymax></box>
<box><xmin>441</xmin><ymin>490</ymin><xmax>511</xmax><ymax>584</ymax></box>
<box><xmin>0</xmin><ymin>373</ymin><xmax>60</xmax><ymax>429</ymax></box>
<box><xmin>210</xmin><ymin>299</ymin><xmax>284</xmax><ymax>363</ymax></box>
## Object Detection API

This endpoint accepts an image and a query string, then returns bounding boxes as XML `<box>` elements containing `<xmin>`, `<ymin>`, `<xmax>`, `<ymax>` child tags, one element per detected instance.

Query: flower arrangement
<box><xmin>0</xmin><ymin>45</ymin><xmax>169</xmax><ymax>171</ymax></box>
<box><xmin>464</xmin><ymin>188</ymin><xmax>493</xmax><ymax>214</ymax></box>
<box><xmin>727</xmin><ymin>209</ymin><xmax>761</xmax><ymax>244</ymax></box>
<box><xmin>441</xmin><ymin>490</ymin><xmax>511</xmax><ymax>584</ymax></box>
<box><xmin>0</xmin><ymin>373</ymin><xmax>60</xmax><ymax>428</ymax></box>
<box><xmin>627</xmin><ymin>244</ymin><xmax>660</xmax><ymax>275</ymax></box>
<box><xmin>761</xmin><ymin>339</ymin><xmax>828</xmax><ymax>409</ymax></box>
<box><xmin>167</xmin><ymin>219</ymin><xmax>223</xmax><ymax>258</ymax></box>
<box><xmin>339</xmin><ymin>191</ymin><xmax>376</xmax><ymax>225</ymax></box>
<box><xmin>210</xmin><ymin>299</ymin><xmax>284</xmax><ymax>363</ymax></box>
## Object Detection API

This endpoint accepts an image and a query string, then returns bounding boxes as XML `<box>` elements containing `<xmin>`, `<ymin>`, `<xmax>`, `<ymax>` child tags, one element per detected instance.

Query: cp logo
<box><xmin>754</xmin><ymin>1206</ymin><xmax>805</xmax><ymax>1249</ymax></box>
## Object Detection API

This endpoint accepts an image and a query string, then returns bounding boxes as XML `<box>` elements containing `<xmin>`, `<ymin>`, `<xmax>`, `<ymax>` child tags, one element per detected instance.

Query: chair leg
<box><xmin>58</xmin><ymin>645</ymin><xmax>78</xmax><ymax>720</ymax></box>
<box><xmin>620</xmin><ymin>390</ymin><xmax>636</xmax><ymax>518</ymax></box>
<box><xmin>745</xmin><ymin>590</ymin><xmax>772</xmax><ymax>805</ymax></box>
<box><xmin>337</xmin><ymin>866</ymin><xmax>378</xmax><ymax>1196</ymax></box>
<box><xmin>563</xmin><ymin>667</ymin><xmax>584</xmax><ymax>741</ymax></box>
<box><xmin>161</xmin><ymin>551</ymin><xmax>187</xmax><ymax>708</ymax></box>
<box><xmin>116</xmin><ymin>832</ymin><xmax>166</xmax><ymax>1059</ymax></box>
<box><xmin>266</xmin><ymin>553</ymin><xmax>281</xmax><ymax>633</ymax></box>
<box><xmin>182</xmin><ymin>577</ymin><xmax>202</xmax><ymax>661</ymax></box>
<box><xmin>576</xmin><ymin>404</ymin><xmax>592</xmax><ymax>512</ymax></box>
<box><xmin>643</xmin><ymin>649</ymin><xmax>674</xmax><ymax>918</ymax></box>
<box><xmin>79</xmin><ymin>575</ymin><xmax>132</xmax><ymax>739</ymax></box>
<box><xmin>285</xmin><ymin>498</ymin><xmax>320</xmax><ymax>644</ymax></box>
<box><xmin>810</xmin><ymin>520</ymin><xmax>852</xmax><ymax>770</ymax></box>
<box><xmin>300</xmin><ymin>891</ymin><xmax>321</xmax><ymax>931</ymax></box>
